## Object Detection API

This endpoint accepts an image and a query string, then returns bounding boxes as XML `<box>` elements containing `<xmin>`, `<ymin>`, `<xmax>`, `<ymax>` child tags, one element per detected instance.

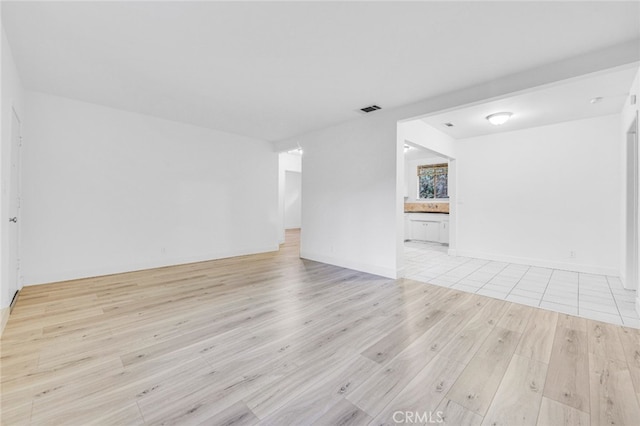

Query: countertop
<box><xmin>404</xmin><ymin>202</ymin><xmax>449</xmax><ymax>214</ymax></box>
<box><xmin>405</xmin><ymin>211</ymin><xmax>449</xmax><ymax>214</ymax></box>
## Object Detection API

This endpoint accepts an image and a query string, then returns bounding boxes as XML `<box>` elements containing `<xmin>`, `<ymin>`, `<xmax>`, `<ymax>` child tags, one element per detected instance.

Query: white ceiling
<box><xmin>3</xmin><ymin>1</ymin><xmax>640</xmax><ymax>142</ymax></box>
<box><xmin>404</xmin><ymin>144</ymin><xmax>445</xmax><ymax>162</ymax></box>
<box><xmin>421</xmin><ymin>66</ymin><xmax>639</xmax><ymax>139</ymax></box>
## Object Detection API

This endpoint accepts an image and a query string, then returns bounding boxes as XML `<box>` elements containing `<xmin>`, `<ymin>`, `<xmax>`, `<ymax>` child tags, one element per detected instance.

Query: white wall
<box><xmin>399</xmin><ymin>120</ymin><xmax>456</xmax><ymax>159</ymax></box>
<box><xmin>273</xmin><ymin>44</ymin><xmax>637</xmax><ymax>280</ymax></box>
<box><xmin>619</xmin><ymin>66</ymin><xmax>640</xmax><ymax>316</ymax></box>
<box><xmin>279</xmin><ymin>114</ymin><xmax>399</xmax><ymax>278</ymax></box>
<box><xmin>21</xmin><ymin>91</ymin><xmax>279</xmax><ymax>285</ymax></box>
<box><xmin>284</xmin><ymin>171</ymin><xmax>301</xmax><ymax>229</ymax></box>
<box><xmin>456</xmin><ymin>114</ymin><xmax>621</xmax><ymax>275</ymax></box>
<box><xmin>1</xmin><ymin>27</ymin><xmax>25</xmax><ymax>332</ymax></box>
<box><xmin>277</xmin><ymin>152</ymin><xmax>302</xmax><ymax>243</ymax></box>
<box><xmin>274</xmin><ymin>116</ymin><xmax>456</xmax><ymax>280</ymax></box>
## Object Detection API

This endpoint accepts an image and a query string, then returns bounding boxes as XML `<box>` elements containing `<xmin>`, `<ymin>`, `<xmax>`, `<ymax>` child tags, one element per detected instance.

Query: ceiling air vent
<box><xmin>359</xmin><ymin>105</ymin><xmax>381</xmax><ymax>114</ymax></box>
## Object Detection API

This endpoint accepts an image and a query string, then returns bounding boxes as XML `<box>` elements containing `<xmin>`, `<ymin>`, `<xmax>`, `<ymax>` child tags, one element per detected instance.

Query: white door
<box><xmin>424</xmin><ymin>221</ymin><xmax>440</xmax><ymax>242</ymax></box>
<box><xmin>411</xmin><ymin>221</ymin><xmax>439</xmax><ymax>242</ymax></box>
<box><xmin>8</xmin><ymin>108</ymin><xmax>22</xmax><ymax>304</ymax></box>
<box><xmin>411</xmin><ymin>221</ymin><xmax>427</xmax><ymax>241</ymax></box>
<box><xmin>440</xmin><ymin>221</ymin><xmax>450</xmax><ymax>244</ymax></box>
<box><xmin>404</xmin><ymin>214</ymin><xmax>410</xmax><ymax>241</ymax></box>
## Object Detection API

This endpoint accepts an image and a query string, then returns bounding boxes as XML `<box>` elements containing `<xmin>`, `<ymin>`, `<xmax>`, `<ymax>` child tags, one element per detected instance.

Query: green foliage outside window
<box><xmin>418</xmin><ymin>163</ymin><xmax>448</xmax><ymax>199</ymax></box>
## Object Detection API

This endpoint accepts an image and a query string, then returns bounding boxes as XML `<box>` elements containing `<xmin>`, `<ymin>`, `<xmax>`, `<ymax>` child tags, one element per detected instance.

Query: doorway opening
<box><xmin>278</xmin><ymin>149</ymin><xmax>303</xmax><ymax>252</ymax></box>
<box><xmin>403</xmin><ymin>143</ymin><xmax>451</xmax><ymax>244</ymax></box>
<box><xmin>396</xmin><ymin>117</ymin><xmax>457</xmax><ymax>280</ymax></box>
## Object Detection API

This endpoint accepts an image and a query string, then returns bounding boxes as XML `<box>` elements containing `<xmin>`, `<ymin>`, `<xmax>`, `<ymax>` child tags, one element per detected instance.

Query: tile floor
<box><xmin>404</xmin><ymin>241</ymin><xmax>640</xmax><ymax>328</ymax></box>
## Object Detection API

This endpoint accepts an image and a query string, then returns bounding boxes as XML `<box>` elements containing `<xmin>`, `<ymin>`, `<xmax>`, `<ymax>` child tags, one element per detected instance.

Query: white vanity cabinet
<box><xmin>405</xmin><ymin>213</ymin><xmax>449</xmax><ymax>244</ymax></box>
<box><xmin>404</xmin><ymin>214</ymin><xmax>410</xmax><ymax>241</ymax></box>
<box><xmin>411</xmin><ymin>220</ymin><xmax>439</xmax><ymax>242</ymax></box>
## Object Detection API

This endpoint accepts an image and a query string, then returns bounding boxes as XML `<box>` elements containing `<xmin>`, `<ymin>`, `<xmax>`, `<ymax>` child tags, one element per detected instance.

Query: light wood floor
<box><xmin>1</xmin><ymin>230</ymin><xmax>640</xmax><ymax>425</ymax></box>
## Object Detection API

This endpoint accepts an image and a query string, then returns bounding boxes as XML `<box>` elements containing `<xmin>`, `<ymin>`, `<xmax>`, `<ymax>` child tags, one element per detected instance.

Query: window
<box><xmin>418</xmin><ymin>163</ymin><xmax>448</xmax><ymax>199</ymax></box>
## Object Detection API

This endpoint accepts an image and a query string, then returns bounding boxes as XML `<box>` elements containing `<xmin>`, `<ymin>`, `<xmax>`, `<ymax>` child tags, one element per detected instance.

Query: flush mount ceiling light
<box><xmin>486</xmin><ymin>112</ymin><xmax>513</xmax><ymax>126</ymax></box>
<box><xmin>590</xmin><ymin>97</ymin><xmax>603</xmax><ymax>104</ymax></box>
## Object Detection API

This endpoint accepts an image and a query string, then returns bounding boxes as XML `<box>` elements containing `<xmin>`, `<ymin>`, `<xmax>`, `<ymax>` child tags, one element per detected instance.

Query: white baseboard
<box><xmin>300</xmin><ymin>250</ymin><xmax>397</xmax><ymax>279</ymax></box>
<box><xmin>454</xmin><ymin>250</ymin><xmax>618</xmax><ymax>276</ymax></box>
<box><xmin>636</xmin><ymin>296</ymin><xmax>640</xmax><ymax>318</ymax></box>
<box><xmin>619</xmin><ymin>271</ymin><xmax>640</xmax><ymax>291</ymax></box>
<box><xmin>620</xmin><ymin>270</ymin><xmax>628</xmax><ymax>289</ymax></box>
<box><xmin>0</xmin><ymin>306</ymin><xmax>9</xmax><ymax>337</ymax></box>
<box><xmin>23</xmin><ymin>245</ymin><xmax>279</xmax><ymax>286</ymax></box>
